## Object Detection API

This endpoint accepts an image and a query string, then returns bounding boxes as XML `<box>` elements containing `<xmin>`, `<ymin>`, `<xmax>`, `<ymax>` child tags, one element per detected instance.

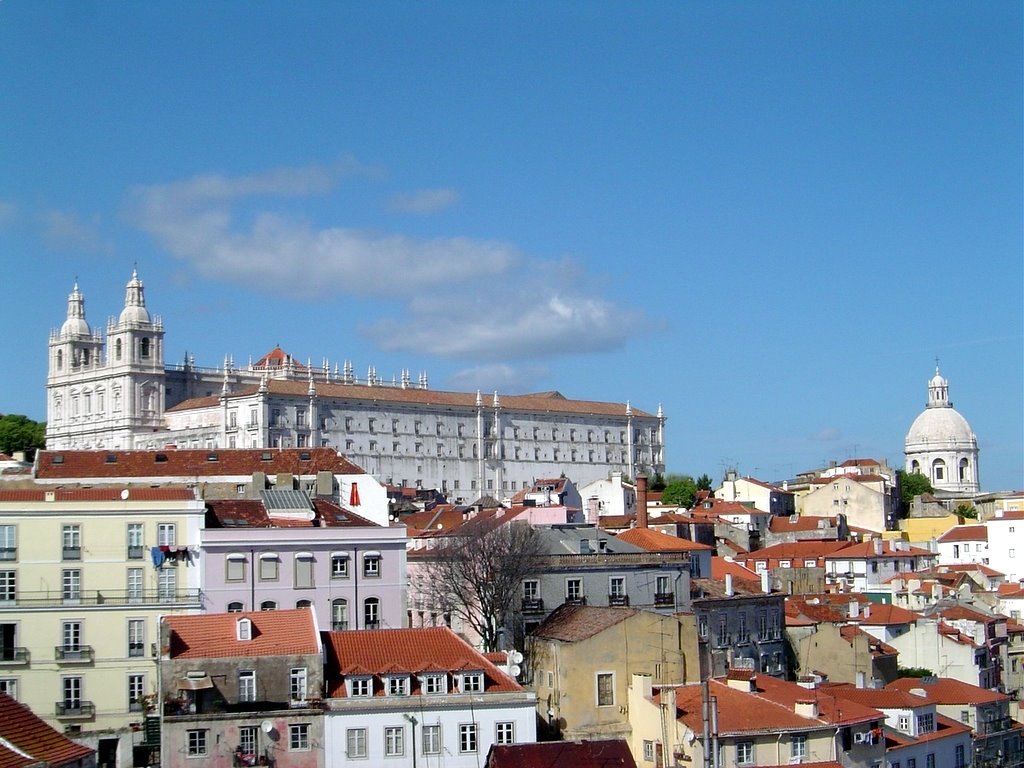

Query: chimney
<box><xmin>856</xmin><ymin>671</ymin><xmax>866</xmax><ymax>689</ymax></box>
<box><xmin>794</xmin><ymin>699</ymin><xmax>818</xmax><ymax>718</ymax></box>
<box><xmin>760</xmin><ymin>570</ymin><xmax>771</xmax><ymax>594</ymax></box>
<box><xmin>849</xmin><ymin>600</ymin><xmax>860</xmax><ymax>619</ymax></box>
<box><xmin>636</xmin><ymin>473</ymin><xmax>649</xmax><ymax>529</ymax></box>
<box><xmin>873</xmin><ymin>538</ymin><xmax>883</xmax><ymax>556</ymax></box>
<box><xmin>725</xmin><ymin>573</ymin><xmax>734</xmax><ymax>597</ymax></box>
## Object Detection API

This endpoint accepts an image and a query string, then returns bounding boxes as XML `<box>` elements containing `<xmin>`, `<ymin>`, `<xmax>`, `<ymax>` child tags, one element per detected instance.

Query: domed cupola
<box><xmin>59</xmin><ymin>281</ymin><xmax>92</xmax><ymax>337</ymax></box>
<box><xmin>905</xmin><ymin>366</ymin><xmax>980</xmax><ymax>496</ymax></box>
<box><xmin>118</xmin><ymin>268</ymin><xmax>152</xmax><ymax>324</ymax></box>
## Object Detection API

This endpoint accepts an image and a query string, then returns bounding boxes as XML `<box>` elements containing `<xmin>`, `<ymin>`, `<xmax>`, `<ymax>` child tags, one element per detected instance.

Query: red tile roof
<box><xmin>531</xmin><ymin>605</ymin><xmax>638</xmax><ymax>642</ymax></box>
<box><xmin>205</xmin><ymin>498</ymin><xmax>378</xmax><ymax>528</ymax></box>
<box><xmin>165</xmin><ymin>608</ymin><xmax>320</xmax><ymax>659</ymax></box>
<box><xmin>710</xmin><ymin>557</ymin><xmax>762</xmax><ymax>585</ymax></box>
<box><xmin>173</xmin><ymin>378</ymin><xmax>653</xmax><ymax>418</ymax></box>
<box><xmin>36</xmin><ymin>448</ymin><xmax>365</xmax><ymax>479</ymax></box>
<box><xmin>0</xmin><ymin>692</ymin><xmax>95</xmax><ymax>768</ymax></box>
<box><xmin>322</xmin><ymin>627</ymin><xmax>522</xmax><ymax>697</ymax></box>
<box><xmin>768</xmin><ymin>515</ymin><xmax>840</xmax><ymax>533</ymax></box>
<box><xmin>823</xmin><ymin>540</ymin><xmax>934</xmax><ymax>559</ymax></box>
<box><xmin>856</xmin><ymin>603</ymin><xmax>921</xmax><ymax>626</ymax></box>
<box><xmin>487</xmin><ymin>739</ymin><xmax>637</xmax><ymax>768</ymax></box>
<box><xmin>616</xmin><ymin>527</ymin><xmax>713</xmax><ymax>552</ymax></box>
<box><xmin>743</xmin><ymin>540</ymin><xmax>853</xmax><ymax>561</ymax></box>
<box><xmin>937</xmin><ymin>525</ymin><xmax>988</xmax><ymax>543</ymax></box>
<box><xmin>0</xmin><ymin>487</ymin><xmax>195</xmax><ymax>502</ymax></box>
<box><xmin>887</xmin><ymin>677</ymin><xmax>1008</xmax><ymax>705</ymax></box>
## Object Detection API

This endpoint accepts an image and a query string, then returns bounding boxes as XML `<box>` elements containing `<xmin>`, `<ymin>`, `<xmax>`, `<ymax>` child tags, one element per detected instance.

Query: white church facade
<box><xmin>904</xmin><ymin>367</ymin><xmax>980</xmax><ymax>498</ymax></box>
<box><xmin>46</xmin><ymin>273</ymin><xmax>666</xmax><ymax>502</ymax></box>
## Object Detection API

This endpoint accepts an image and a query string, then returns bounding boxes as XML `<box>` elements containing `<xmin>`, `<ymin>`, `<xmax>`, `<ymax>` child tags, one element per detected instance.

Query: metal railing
<box><xmin>0</xmin><ymin>647</ymin><xmax>29</xmax><ymax>664</ymax></box>
<box><xmin>55</xmin><ymin>701</ymin><xmax>95</xmax><ymax>718</ymax></box>
<box><xmin>55</xmin><ymin>645</ymin><xmax>94</xmax><ymax>663</ymax></box>
<box><xmin>3</xmin><ymin>589</ymin><xmax>202</xmax><ymax>609</ymax></box>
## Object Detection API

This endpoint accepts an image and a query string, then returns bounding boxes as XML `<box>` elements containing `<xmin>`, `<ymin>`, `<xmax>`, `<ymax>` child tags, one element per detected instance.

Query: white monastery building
<box><xmin>904</xmin><ymin>367</ymin><xmax>980</xmax><ymax>498</ymax></box>
<box><xmin>46</xmin><ymin>273</ymin><xmax>665</xmax><ymax>502</ymax></box>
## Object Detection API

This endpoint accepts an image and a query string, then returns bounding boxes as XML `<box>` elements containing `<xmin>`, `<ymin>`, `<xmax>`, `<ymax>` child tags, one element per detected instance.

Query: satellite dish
<box><xmin>509</xmin><ymin>650</ymin><xmax>524</xmax><ymax>665</ymax></box>
<box><xmin>306</xmin><ymin>510</ymin><xmax>316</xmax><ymax>521</ymax></box>
<box><xmin>509</xmin><ymin>664</ymin><xmax>521</xmax><ymax>678</ymax></box>
<box><xmin>261</xmin><ymin>720</ymin><xmax>274</xmax><ymax>733</ymax></box>
<box><xmin>121</xmin><ymin>489</ymin><xmax>130</xmax><ymax>500</ymax></box>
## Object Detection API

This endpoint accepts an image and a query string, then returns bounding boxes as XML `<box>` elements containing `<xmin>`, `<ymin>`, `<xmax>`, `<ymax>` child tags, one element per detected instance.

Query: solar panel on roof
<box><xmin>261</xmin><ymin>489</ymin><xmax>313</xmax><ymax>512</ymax></box>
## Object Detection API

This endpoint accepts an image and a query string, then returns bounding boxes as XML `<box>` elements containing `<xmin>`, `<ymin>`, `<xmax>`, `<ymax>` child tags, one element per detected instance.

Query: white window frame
<box><xmin>387</xmin><ymin>675</ymin><xmax>410</xmax><ymax>696</ymax></box>
<box><xmin>289</xmin><ymin>723</ymin><xmax>310</xmax><ymax>751</ymax></box>
<box><xmin>187</xmin><ymin>730</ymin><xmax>207</xmax><ymax>757</ymax></box>
<box><xmin>495</xmin><ymin>721</ymin><xmax>515</xmax><ymax>745</ymax></box>
<box><xmin>458</xmin><ymin>723</ymin><xmax>478</xmax><ymax>754</ymax></box>
<box><xmin>290</xmin><ymin>667</ymin><xmax>308</xmax><ymax>702</ymax></box>
<box><xmin>238</xmin><ymin>669</ymin><xmax>256</xmax><ymax>702</ymax></box>
<box><xmin>422</xmin><ymin>724</ymin><xmax>441</xmax><ymax>755</ymax></box>
<box><xmin>384</xmin><ymin>725</ymin><xmax>404</xmax><ymax>757</ymax></box>
<box><xmin>346</xmin><ymin>727</ymin><xmax>367</xmax><ymax>758</ymax></box>
<box><xmin>349</xmin><ymin>677</ymin><xmax>372</xmax><ymax>697</ymax></box>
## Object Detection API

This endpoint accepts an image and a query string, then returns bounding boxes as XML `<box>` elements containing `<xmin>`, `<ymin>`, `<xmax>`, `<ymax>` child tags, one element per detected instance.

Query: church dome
<box><xmin>905</xmin><ymin>406</ymin><xmax>976</xmax><ymax>448</ymax></box>
<box><xmin>118</xmin><ymin>269</ymin><xmax>151</xmax><ymax>324</ymax></box>
<box><xmin>60</xmin><ymin>282</ymin><xmax>91</xmax><ymax>336</ymax></box>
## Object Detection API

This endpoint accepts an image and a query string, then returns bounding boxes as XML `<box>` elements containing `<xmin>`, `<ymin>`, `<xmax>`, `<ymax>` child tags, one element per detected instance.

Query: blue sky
<box><xmin>1</xmin><ymin>2</ymin><xmax>1021</xmax><ymax>490</ymax></box>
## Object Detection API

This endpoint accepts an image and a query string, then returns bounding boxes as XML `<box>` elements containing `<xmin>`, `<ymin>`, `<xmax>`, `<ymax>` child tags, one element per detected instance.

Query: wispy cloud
<box><xmin>42</xmin><ymin>210</ymin><xmax>113</xmax><ymax>254</ymax></box>
<box><xmin>126</xmin><ymin>161</ymin><xmax>648</xmax><ymax>363</ymax></box>
<box><xmin>389</xmin><ymin>188</ymin><xmax>460</xmax><ymax>214</ymax></box>
<box><xmin>811</xmin><ymin>427</ymin><xmax>842</xmax><ymax>442</ymax></box>
<box><xmin>446</xmin><ymin>363</ymin><xmax>551</xmax><ymax>393</ymax></box>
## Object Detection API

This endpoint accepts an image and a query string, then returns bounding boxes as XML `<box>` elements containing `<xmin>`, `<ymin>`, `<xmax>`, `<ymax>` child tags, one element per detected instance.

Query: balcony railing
<box><xmin>56</xmin><ymin>701</ymin><xmax>95</xmax><ymax>718</ymax></box>
<box><xmin>62</xmin><ymin>546</ymin><xmax>82</xmax><ymax>560</ymax></box>
<box><xmin>0</xmin><ymin>647</ymin><xmax>29</xmax><ymax>664</ymax></box>
<box><xmin>654</xmin><ymin>592</ymin><xmax>675</xmax><ymax>607</ymax></box>
<box><xmin>0</xmin><ymin>548</ymin><xmax>15</xmax><ymax>561</ymax></box>
<box><xmin>55</xmin><ymin>645</ymin><xmax>94</xmax><ymax>663</ymax></box>
<box><xmin>2</xmin><ymin>589</ymin><xmax>202</xmax><ymax>609</ymax></box>
<box><xmin>521</xmin><ymin>598</ymin><xmax>545</xmax><ymax>614</ymax></box>
<box><xmin>564</xmin><ymin>595</ymin><xmax>587</xmax><ymax>606</ymax></box>
<box><xmin>608</xmin><ymin>594</ymin><xmax>630</xmax><ymax>606</ymax></box>
<box><xmin>127</xmin><ymin>545</ymin><xmax>145</xmax><ymax>560</ymax></box>
<box><xmin>331</xmin><ymin>621</ymin><xmax>349</xmax><ymax>631</ymax></box>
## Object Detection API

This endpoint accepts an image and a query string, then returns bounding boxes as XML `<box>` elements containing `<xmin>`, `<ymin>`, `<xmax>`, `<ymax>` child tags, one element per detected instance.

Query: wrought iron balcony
<box><xmin>0</xmin><ymin>547</ymin><xmax>15</xmax><ymax>561</ymax></box>
<box><xmin>55</xmin><ymin>645</ymin><xmax>94</xmax><ymax>663</ymax></box>
<box><xmin>521</xmin><ymin>598</ymin><xmax>545</xmax><ymax>614</ymax></box>
<box><xmin>608</xmin><ymin>594</ymin><xmax>630</xmax><ymax>606</ymax></box>
<box><xmin>654</xmin><ymin>592</ymin><xmax>675</xmax><ymax>607</ymax></box>
<box><xmin>56</xmin><ymin>701</ymin><xmax>95</xmax><ymax>718</ymax></box>
<box><xmin>127</xmin><ymin>545</ymin><xmax>145</xmax><ymax>560</ymax></box>
<box><xmin>62</xmin><ymin>546</ymin><xmax>82</xmax><ymax>560</ymax></box>
<box><xmin>2</xmin><ymin>588</ymin><xmax>203</xmax><ymax>609</ymax></box>
<box><xmin>0</xmin><ymin>647</ymin><xmax>29</xmax><ymax>664</ymax></box>
<box><xmin>564</xmin><ymin>595</ymin><xmax>587</xmax><ymax>606</ymax></box>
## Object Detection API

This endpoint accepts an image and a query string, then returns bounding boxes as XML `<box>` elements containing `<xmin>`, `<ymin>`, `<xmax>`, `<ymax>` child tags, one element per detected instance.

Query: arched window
<box><xmin>910</xmin><ymin>460</ymin><xmax>920</xmax><ymax>473</ymax></box>
<box><xmin>81</xmin><ymin>348</ymin><xmax>90</xmax><ymax>366</ymax></box>
<box><xmin>331</xmin><ymin>598</ymin><xmax>348</xmax><ymax>631</ymax></box>
<box><xmin>115</xmin><ymin>338</ymin><xmax>122</xmax><ymax>360</ymax></box>
<box><xmin>959</xmin><ymin>458</ymin><xmax>970</xmax><ymax>481</ymax></box>
<box><xmin>260</xmin><ymin>600</ymin><xmax>277</xmax><ymax>611</ymax></box>
<box><xmin>56</xmin><ymin>350</ymin><xmax>63</xmax><ymax>370</ymax></box>
<box><xmin>141</xmin><ymin>337</ymin><xmax>151</xmax><ymax>358</ymax></box>
<box><xmin>364</xmin><ymin>597</ymin><xmax>380</xmax><ymax>629</ymax></box>
<box><xmin>296</xmin><ymin>599</ymin><xmax>312</xmax><ymax>609</ymax></box>
<box><xmin>932</xmin><ymin>459</ymin><xmax>946</xmax><ymax>482</ymax></box>
<box><xmin>227</xmin><ymin>601</ymin><xmax>244</xmax><ymax>613</ymax></box>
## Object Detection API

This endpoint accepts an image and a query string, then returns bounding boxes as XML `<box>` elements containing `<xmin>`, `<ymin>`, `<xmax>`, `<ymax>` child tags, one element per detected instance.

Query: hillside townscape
<box><xmin>0</xmin><ymin>273</ymin><xmax>1020</xmax><ymax>768</ymax></box>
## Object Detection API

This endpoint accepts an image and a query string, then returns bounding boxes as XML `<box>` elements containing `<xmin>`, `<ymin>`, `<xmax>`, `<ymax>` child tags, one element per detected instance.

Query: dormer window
<box><xmin>460</xmin><ymin>671</ymin><xmax>484</xmax><ymax>693</ymax></box>
<box><xmin>387</xmin><ymin>676</ymin><xmax>410</xmax><ymax>697</ymax></box>
<box><xmin>236</xmin><ymin>617</ymin><xmax>252</xmax><ymax>641</ymax></box>
<box><xmin>348</xmin><ymin>677</ymin><xmax>372</xmax><ymax>697</ymax></box>
<box><xmin>421</xmin><ymin>674</ymin><xmax>446</xmax><ymax>695</ymax></box>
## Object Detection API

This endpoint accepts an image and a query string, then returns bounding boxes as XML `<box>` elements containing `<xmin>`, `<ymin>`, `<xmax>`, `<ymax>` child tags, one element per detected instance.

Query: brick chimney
<box><xmin>636</xmin><ymin>473</ymin><xmax>649</xmax><ymax>529</ymax></box>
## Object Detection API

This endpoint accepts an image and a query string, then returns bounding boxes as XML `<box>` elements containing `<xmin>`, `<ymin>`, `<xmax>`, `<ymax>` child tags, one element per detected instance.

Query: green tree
<box><xmin>661</xmin><ymin>474</ymin><xmax>698</xmax><ymax>508</ymax></box>
<box><xmin>696</xmin><ymin>473</ymin><xmax>713</xmax><ymax>491</ymax></box>
<box><xmin>897</xmin><ymin>666</ymin><xmax>934</xmax><ymax>679</ymax></box>
<box><xmin>897</xmin><ymin>469</ymin><xmax>933</xmax><ymax>507</ymax></box>
<box><xmin>0</xmin><ymin>414</ymin><xmax>46</xmax><ymax>459</ymax></box>
<box><xmin>953</xmin><ymin>503</ymin><xmax>979</xmax><ymax>520</ymax></box>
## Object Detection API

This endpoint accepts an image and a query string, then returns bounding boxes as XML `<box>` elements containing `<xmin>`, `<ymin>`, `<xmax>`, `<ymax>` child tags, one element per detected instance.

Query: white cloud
<box><xmin>41</xmin><ymin>210</ymin><xmax>113</xmax><ymax>254</ymax></box>
<box><xmin>446</xmin><ymin>363</ymin><xmax>551</xmax><ymax>393</ymax></box>
<box><xmin>127</xmin><ymin>162</ymin><xmax>647</xmax><ymax>360</ymax></box>
<box><xmin>389</xmin><ymin>188</ymin><xmax>460</xmax><ymax>214</ymax></box>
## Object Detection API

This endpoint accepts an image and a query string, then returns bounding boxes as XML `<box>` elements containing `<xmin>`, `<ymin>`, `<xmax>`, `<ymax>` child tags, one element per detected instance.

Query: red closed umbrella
<box><xmin>349</xmin><ymin>482</ymin><xmax>360</xmax><ymax>507</ymax></box>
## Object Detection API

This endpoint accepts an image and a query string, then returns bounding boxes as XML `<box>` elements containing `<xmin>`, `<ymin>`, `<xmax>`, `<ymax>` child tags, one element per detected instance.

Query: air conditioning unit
<box><xmin>853</xmin><ymin>732</ymin><xmax>868</xmax><ymax>744</ymax></box>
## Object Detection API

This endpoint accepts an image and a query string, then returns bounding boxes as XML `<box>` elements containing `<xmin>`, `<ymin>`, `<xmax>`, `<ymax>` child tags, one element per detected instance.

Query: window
<box><xmin>328</xmin><ymin>553</ymin><xmax>349</xmax><ymax>579</ymax></box>
<box><xmin>62</xmin><ymin>570</ymin><xmax>81</xmax><ymax>602</ymax></box>
<box><xmin>289</xmin><ymin>724</ymin><xmax>310</xmax><ymax>751</ymax></box>
<box><xmin>596</xmin><ymin>672</ymin><xmax>614</xmax><ymax>706</ymax></box>
<box><xmin>422</xmin><ymin>674</ymin><xmax>445</xmax><ymax>695</ymax></box>
<box><xmin>566</xmin><ymin>578</ymin><xmax>582</xmax><ymax>602</ymax></box>
<box><xmin>347</xmin><ymin>727</ymin><xmax>367</xmax><ymax>758</ymax></box>
<box><xmin>737</xmin><ymin>614</ymin><xmax>749</xmax><ymax>643</ymax></box>
<box><xmin>128</xmin><ymin>673</ymin><xmax>145</xmax><ymax>712</ymax></box>
<box><xmin>898</xmin><ymin>715</ymin><xmax>910</xmax><ymax>731</ymax></box>
<box><xmin>158</xmin><ymin>569</ymin><xmax>176</xmax><ymax>602</ymax></box>
<box><xmin>260</xmin><ymin>600</ymin><xmax>276</xmax><ymax>611</ymax></box>
<box><xmin>128</xmin><ymin>619</ymin><xmax>145</xmax><ymax>657</ymax></box>
<box><xmin>294</xmin><ymin>554</ymin><xmax>314</xmax><ymax>588</ymax></box>
<box><xmin>226</xmin><ymin>554</ymin><xmax>246</xmax><ymax>582</ymax></box>
<box><xmin>227</xmin><ymin>601</ymin><xmax>243</xmax><ymax>613</ymax></box>
<box><xmin>387</xmin><ymin>676</ymin><xmax>410</xmax><ymax>696</ymax></box>
<box><xmin>917</xmin><ymin>713</ymin><xmax>934</xmax><ymax>734</ymax></box>
<box><xmin>495</xmin><ymin>721</ymin><xmax>515</xmax><ymax>745</ymax></box>
<box><xmin>364</xmin><ymin>597</ymin><xmax>380</xmax><ymax>629</ymax></box>
<box><xmin>239</xmin><ymin>670</ymin><xmax>256</xmax><ymax>702</ymax></box>
<box><xmin>62</xmin><ymin>675</ymin><xmax>82</xmax><ymax>709</ymax></box>
<box><xmin>609</xmin><ymin>576</ymin><xmax>625</xmax><ymax>598</ymax></box>
<box><xmin>332</xmin><ymin>598</ymin><xmax>349</xmax><ymax>630</ymax></box>
<box><xmin>0</xmin><ymin>679</ymin><xmax>17</xmax><ymax>700</ymax></box>
<box><xmin>791</xmin><ymin>734</ymin><xmax>807</xmax><ymax>759</ymax></box>
<box><xmin>239</xmin><ymin>726</ymin><xmax>258</xmax><ymax>756</ymax></box>
<box><xmin>925</xmin><ymin>755</ymin><xmax>935</xmax><ymax>768</ymax></box>
<box><xmin>187</xmin><ymin>730</ymin><xmax>207</xmax><ymax>757</ymax></box>
<box><xmin>62</xmin><ymin>525</ymin><xmax>81</xmax><ymax>560</ymax></box>
<box><xmin>960</xmin><ymin>710</ymin><xmax>970</xmax><ymax>723</ymax></box>
<box><xmin>350</xmin><ymin>677</ymin><xmax>372</xmax><ymax>697</ymax></box>
<box><xmin>698</xmin><ymin>615</ymin><xmax>708</xmax><ymax>639</ymax></box>
<box><xmin>643</xmin><ymin>741</ymin><xmax>655</xmax><ymax>761</ymax></box>
<box><xmin>736</xmin><ymin>741</ymin><xmax>754</xmax><ymax>765</ymax></box>
<box><xmin>0</xmin><ymin>571</ymin><xmax>14</xmax><ymax>603</ymax></box>
<box><xmin>758</xmin><ymin>612</ymin><xmax>768</xmax><ymax>640</ymax></box>
<box><xmin>290</xmin><ymin>668</ymin><xmax>308</xmax><ymax>701</ymax></box>
<box><xmin>955</xmin><ymin>745</ymin><xmax>966</xmax><ymax>768</ymax></box>
<box><xmin>523</xmin><ymin>579</ymin><xmax>539</xmax><ymax>601</ymax></box>
<box><xmin>459</xmin><ymin>723</ymin><xmax>478</xmax><ymax>753</ymax></box>
<box><xmin>461</xmin><ymin>672</ymin><xmax>484</xmax><ymax>692</ymax></box>
<box><xmin>907</xmin><ymin>759</ymin><xmax>917</xmax><ymax>768</ymax></box>
<box><xmin>0</xmin><ymin>526</ymin><xmax>16</xmax><ymax>560</ymax></box>
<box><xmin>422</xmin><ymin>725</ymin><xmax>441</xmax><ymax>755</ymax></box>
<box><xmin>363</xmin><ymin>555</ymin><xmax>381</xmax><ymax>577</ymax></box>
<box><xmin>384</xmin><ymin>726</ymin><xmax>404</xmax><ymax>757</ymax></box>
<box><xmin>156</xmin><ymin>523</ymin><xmax>175</xmax><ymax>548</ymax></box>
<box><xmin>717</xmin><ymin>617</ymin><xmax>728</xmax><ymax>646</ymax></box>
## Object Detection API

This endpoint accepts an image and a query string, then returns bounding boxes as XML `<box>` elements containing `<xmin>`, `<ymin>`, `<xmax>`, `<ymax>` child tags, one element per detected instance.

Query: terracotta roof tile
<box><xmin>487</xmin><ymin>740</ymin><xmax>637</xmax><ymax>768</ymax></box>
<box><xmin>0</xmin><ymin>487</ymin><xmax>195</xmax><ymax>502</ymax></box>
<box><xmin>0</xmin><ymin>692</ymin><xmax>95</xmax><ymax>767</ymax></box>
<box><xmin>616</xmin><ymin>527</ymin><xmax>714</xmax><ymax>552</ymax></box>
<box><xmin>36</xmin><ymin>448</ymin><xmax>365</xmax><ymax>479</ymax></box>
<box><xmin>205</xmin><ymin>498</ymin><xmax>378</xmax><ymax>528</ymax></box>
<box><xmin>936</xmin><ymin>525</ymin><xmax>988</xmax><ymax>543</ymax></box>
<box><xmin>531</xmin><ymin>604</ymin><xmax>638</xmax><ymax>642</ymax></box>
<box><xmin>768</xmin><ymin>515</ymin><xmax>840</xmax><ymax>533</ymax></box>
<box><xmin>165</xmin><ymin>608</ymin><xmax>320</xmax><ymax>659</ymax></box>
<box><xmin>887</xmin><ymin>677</ymin><xmax>1008</xmax><ymax>705</ymax></box>
<box><xmin>322</xmin><ymin>627</ymin><xmax>522</xmax><ymax>697</ymax></box>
